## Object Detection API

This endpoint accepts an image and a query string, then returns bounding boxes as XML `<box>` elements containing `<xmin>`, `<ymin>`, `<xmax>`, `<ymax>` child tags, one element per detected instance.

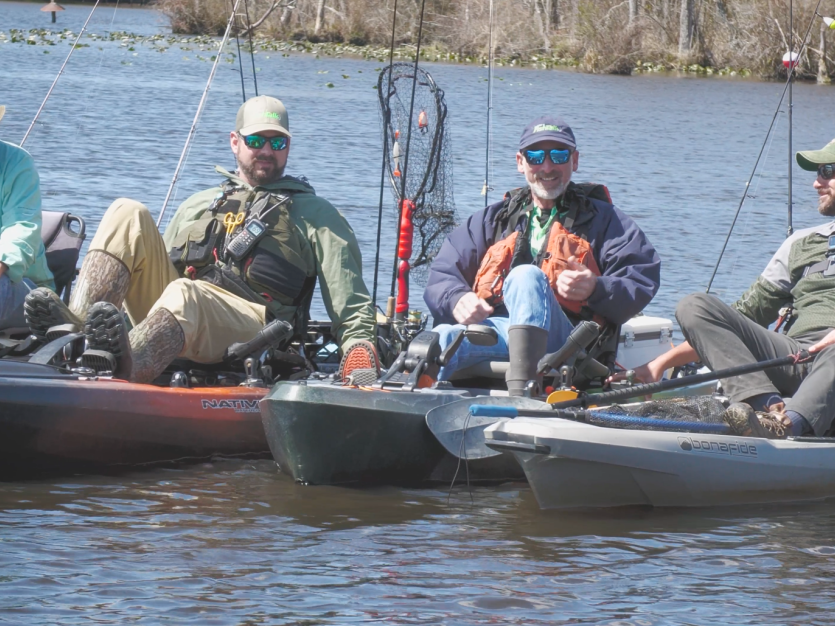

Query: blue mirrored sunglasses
<box><xmin>240</xmin><ymin>134</ymin><xmax>288</xmax><ymax>151</ymax></box>
<box><xmin>818</xmin><ymin>164</ymin><xmax>835</xmax><ymax>180</ymax></box>
<box><xmin>523</xmin><ymin>148</ymin><xmax>572</xmax><ymax>165</ymax></box>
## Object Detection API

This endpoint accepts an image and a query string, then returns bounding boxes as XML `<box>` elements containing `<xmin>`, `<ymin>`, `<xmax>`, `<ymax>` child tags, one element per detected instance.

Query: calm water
<box><xmin>4</xmin><ymin>2</ymin><xmax>835</xmax><ymax>623</ymax></box>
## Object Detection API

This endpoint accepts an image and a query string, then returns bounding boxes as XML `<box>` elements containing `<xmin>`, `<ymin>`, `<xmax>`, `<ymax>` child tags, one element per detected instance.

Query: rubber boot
<box><xmin>81</xmin><ymin>304</ymin><xmax>184</xmax><ymax>383</ymax></box>
<box><xmin>25</xmin><ymin>251</ymin><xmax>130</xmax><ymax>340</ymax></box>
<box><xmin>506</xmin><ymin>325</ymin><xmax>549</xmax><ymax>397</ymax></box>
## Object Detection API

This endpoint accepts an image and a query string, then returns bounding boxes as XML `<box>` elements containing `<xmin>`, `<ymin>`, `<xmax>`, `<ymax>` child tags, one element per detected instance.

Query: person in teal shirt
<box><xmin>0</xmin><ymin>106</ymin><xmax>55</xmax><ymax>323</ymax></box>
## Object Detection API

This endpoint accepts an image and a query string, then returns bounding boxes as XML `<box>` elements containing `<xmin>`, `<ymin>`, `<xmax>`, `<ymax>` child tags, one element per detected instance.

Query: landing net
<box><xmin>377</xmin><ymin>62</ymin><xmax>457</xmax><ymax>284</ymax></box>
<box><xmin>587</xmin><ymin>396</ymin><xmax>730</xmax><ymax>434</ymax></box>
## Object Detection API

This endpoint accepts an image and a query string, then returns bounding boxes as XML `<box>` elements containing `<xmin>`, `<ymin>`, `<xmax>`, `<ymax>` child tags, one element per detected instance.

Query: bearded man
<box><xmin>619</xmin><ymin>138</ymin><xmax>835</xmax><ymax>439</ymax></box>
<box><xmin>24</xmin><ymin>96</ymin><xmax>378</xmax><ymax>383</ymax></box>
<box><xmin>423</xmin><ymin>116</ymin><xmax>660</xmax><ymax>393</ymax></box>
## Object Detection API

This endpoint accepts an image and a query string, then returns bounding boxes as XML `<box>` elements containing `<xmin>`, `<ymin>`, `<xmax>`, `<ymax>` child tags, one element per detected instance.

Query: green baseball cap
<box><xmin>235</xmin><ymin>95</ymin><xmax>291</xmax><ymax>137</ymax></box>
<box><xmin>796</xmin><ymin>138</ymin><xmax>835</xmax><ymax>171</ymax></box>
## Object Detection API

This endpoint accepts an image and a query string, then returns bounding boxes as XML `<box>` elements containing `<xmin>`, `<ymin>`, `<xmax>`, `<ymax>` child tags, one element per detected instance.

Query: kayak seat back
<box><xmin>0</xmin><ymin>212</ymin><xmax>86</xmax><ymax>337</ymax></box>
<box><xmin>42</xmin><ymin>211</ymin><xmax>87</xmax><ymax>301</ymax></box>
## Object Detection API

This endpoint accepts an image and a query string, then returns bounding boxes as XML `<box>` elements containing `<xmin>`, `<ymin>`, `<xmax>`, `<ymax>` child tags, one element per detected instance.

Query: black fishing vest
<box><xmin>168</xmin><ymin>180</ymin><xmax>317</xmax><ymax>327</ymax></box>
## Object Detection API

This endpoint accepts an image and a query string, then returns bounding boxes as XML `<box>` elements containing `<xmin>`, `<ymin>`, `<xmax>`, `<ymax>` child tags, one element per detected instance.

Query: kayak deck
<box><xmin>485</xmin><ymin>416</ymin><xmax>835</xmax><ymax>509</ymax></box>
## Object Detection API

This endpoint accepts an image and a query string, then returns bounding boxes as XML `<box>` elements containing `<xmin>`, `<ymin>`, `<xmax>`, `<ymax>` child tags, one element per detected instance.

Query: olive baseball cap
<box><xmin>235</xmin><ymin>95</ymin><xmax>291</xmax><ymax>137</ymax></box>
<box><xmin>519</xmin><ymin>116</ymin><xmax>576</xmax><ymax>151</ymax></box>
<box><xmin>796</xmin><ymin>138</ymin><xmax>835</xmax><ymax>171</ymax></box>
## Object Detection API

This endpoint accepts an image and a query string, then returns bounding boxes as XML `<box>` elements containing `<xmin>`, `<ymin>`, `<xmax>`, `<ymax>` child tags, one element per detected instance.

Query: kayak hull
<box><xmin>485</xmin><ymin>417</ymin><xmax>835</xmax><ymax>509</ymax></box>
<box><xmin>0</xmin><ymin>360</ymin><xmax>270</xmax><ymax>478</ymax></box>
<box><xmin>260</xmin><ymin>381</ymin><xmax>527</xmax><ymax>485</ymax></box>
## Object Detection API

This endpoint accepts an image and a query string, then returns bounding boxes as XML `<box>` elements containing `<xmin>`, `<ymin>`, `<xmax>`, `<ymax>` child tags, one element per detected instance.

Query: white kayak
<box><xmin>483</xmin><ymin>415</ymin><xmax>835</xmax><ymax>509</ymax></box>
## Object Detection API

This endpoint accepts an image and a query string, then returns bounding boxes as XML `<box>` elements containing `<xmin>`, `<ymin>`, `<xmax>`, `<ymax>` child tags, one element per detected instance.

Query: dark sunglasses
<box><xmin>523</xmin><ymin>148</ymin><xmax>572</xmax><ymax>166</ymax></box>
<box><xmin>818</xmin><ymin>164</ymin><xmax>835</xmax><ymax>180</ymax></box>
<box><xmin>240</xmin><ymin>133</ymin><xmax>288</xmax><ymax>151</ymax></box>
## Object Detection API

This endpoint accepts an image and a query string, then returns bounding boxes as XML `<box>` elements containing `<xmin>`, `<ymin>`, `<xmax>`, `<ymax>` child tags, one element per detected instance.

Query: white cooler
<box><xmin>615</xmin><ymin>315</ymin><xmax>674</xmax><ymax>370</ymax></box>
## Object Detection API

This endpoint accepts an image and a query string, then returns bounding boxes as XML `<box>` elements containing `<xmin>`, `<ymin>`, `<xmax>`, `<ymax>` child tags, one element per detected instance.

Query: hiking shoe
<box><xmin>80</xmin><ymin>302</ymin><xmax>133</xmax><ymax>379</ymax></box>
<box><xmin>722</xmin><ymin>402</ymin><xmax>789</xmax><ymax>439</ymax></box>
<box><xmin>24</xmin><ymin>287</ymin><xmax>82</xmax><ymax>340</ymax></box>
<box><xmin>338</xmin><ymin>340</ymin><xmax>380</xmax><ymax>382</ymax></box>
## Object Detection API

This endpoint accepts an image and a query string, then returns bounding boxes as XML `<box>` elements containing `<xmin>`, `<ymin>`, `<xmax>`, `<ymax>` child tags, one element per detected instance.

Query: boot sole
<box><xmin>80</xmin><ymin>303</ymin><xmax>131</xmax><ymax>377</ymax></box>
<box><xmin>24</xmin><ymin>288</ymin><xmax>80</xmax><ymax>339</ymax></box>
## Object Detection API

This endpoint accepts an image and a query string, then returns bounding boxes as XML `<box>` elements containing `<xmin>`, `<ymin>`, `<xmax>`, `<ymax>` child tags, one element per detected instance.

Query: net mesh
<box><xmin>588</xmin><ymin>396</ymin><xmax>728</xmax><ymax>431</ymax></box>
<box><xmin>377</xmin><ymin>62</ymin><xmax>457</xmax><ymax>284</ymax></box>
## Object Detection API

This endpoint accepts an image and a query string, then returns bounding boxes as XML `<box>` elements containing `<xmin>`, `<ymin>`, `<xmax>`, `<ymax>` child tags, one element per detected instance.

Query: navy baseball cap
<box><xmin>518</xmin><ymin>116</ymin><xmax>576</xmax><ymax>151</ymax></box>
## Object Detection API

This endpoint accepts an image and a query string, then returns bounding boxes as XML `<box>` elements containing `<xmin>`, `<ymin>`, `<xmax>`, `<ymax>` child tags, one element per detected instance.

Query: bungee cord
<box><xmin>21</xmin><ymin>0</ymin><xmax>102</xmax><ymax>147</ymax></box>
<box><xmin>705</xmin><ymin>0</ymin><xmax>823</xmax><ymax>293</ymax></box>
<box><xmin>157</xmin><ymin>0</ymin><xmax>245</xmax><ymax>228</ymax></box>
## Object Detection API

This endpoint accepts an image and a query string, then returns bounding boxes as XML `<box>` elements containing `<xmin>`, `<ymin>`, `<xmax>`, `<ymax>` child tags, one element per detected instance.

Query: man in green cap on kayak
<box><xmin>619</xmin><ymin>138</ymin><xmax>835</xmax><ymax>440</ymax></box>
<box><xmin>23</xmin><ymin>95</ymin><xmax>379</xmax><ymax>383</ymax></box>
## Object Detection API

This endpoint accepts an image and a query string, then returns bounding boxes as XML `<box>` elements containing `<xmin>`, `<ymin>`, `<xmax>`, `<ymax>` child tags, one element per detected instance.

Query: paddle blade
<box><xmin>426</xmin><ymin>396</ymin><xmax>548</xmax><ymax>460</ymax></box>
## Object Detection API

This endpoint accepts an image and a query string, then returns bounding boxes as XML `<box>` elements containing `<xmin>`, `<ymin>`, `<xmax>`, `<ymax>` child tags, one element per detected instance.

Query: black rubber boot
<box><xmin>80</xmin><ymin>302</ymin><xmax>133</xmax><ymax>379</ymax></box>
<box><xmin>506</xmin><ymin>325</ymin><xmax>549</xmax><ymax>397</ymax></box>
<box><xmin>24</xmin><ymin>288</ymin><xmax>83</xmax><ymax>340</ymax></box>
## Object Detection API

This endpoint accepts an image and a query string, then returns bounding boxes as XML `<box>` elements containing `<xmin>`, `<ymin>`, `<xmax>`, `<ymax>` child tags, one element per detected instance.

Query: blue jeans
<box><xmin>434</xmin><ymin>265</ymin><xmax>575</xmax><ymax>381</ymax></box>
<box><xmin>0</xmin><ymin>275</ymin><xmax>34</xmax><ymax>324</ymax></box>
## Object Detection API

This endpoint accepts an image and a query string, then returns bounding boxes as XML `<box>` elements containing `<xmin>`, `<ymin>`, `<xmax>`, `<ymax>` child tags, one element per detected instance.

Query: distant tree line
<box><xmin>157</xmin><ymin>0</ymin><xmax>835</xmax><ymax>80</ymax></box>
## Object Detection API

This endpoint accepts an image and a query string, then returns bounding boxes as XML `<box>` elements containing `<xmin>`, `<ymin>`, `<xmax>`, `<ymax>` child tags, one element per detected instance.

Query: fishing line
<box><xmin>21</xmin><ymin>0</ymin><xmax>103</xmax><ymax>147</ymax></box>
<box><xmin>371</xmin><ymin>0</ymin><xmax>401</xmax><ymax>306</ymax></box>
<box><xmin>788</xmin><ymin>0</ymin><xmax>794</xmax><ymax>236</ymax></box>
<box><xmin>447</xmin><ymin>411</ymin><xmax>475</xmax><ymax>506</ymax></box>
<box><xmin>243</xmin><ymin>0</ymin><xmax>259</xmax><ymax>97</ymax></box>
<box><xmin>705</xmin><ymin>0</ymin><xmax>822</xmax><ymax>293</ymax></box>
<box><xmin>482</xmin><ymin>0</ymin><xmax>495</xmax><ymax>206</ymax></box>
<box><xmin>389</xmin><ymin>0</ymin><xmax>429</xmax><ymax>303</ymax></box>
<box><xmin>158</xmin><ymin>0</ymin><xmax>245</xmax><ymax>228</ymax></box>
<box><xmin>722</xmin><ymin>118</ymin><xmax>781</xmax><ymax>296</ymax></box>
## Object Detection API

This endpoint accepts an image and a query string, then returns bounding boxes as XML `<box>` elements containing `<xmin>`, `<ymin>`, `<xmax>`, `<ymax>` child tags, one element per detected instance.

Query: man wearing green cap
<box><xmin>0</xmin><ymin>106</ymin><xmax>55</xmax><ymax>323</ymax></box>
<box><xmin>616</xmin><ymin>138</ymin><xmax>835</xmax><ymax>440</ymax></box>
<box><xmin>24</xmin><ymin>95</ymin><xmax>378</xmax><ymax>383</ymax></box>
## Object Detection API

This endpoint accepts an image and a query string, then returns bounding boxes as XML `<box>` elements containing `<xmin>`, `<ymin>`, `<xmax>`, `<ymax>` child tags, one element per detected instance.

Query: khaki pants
<box><xmin>89</xmin><ymin>198</ymin><xmax>266</xmax><ymax>363</ymax></box>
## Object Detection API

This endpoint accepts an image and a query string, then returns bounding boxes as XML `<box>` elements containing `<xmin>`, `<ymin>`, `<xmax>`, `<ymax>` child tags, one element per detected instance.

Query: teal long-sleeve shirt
<box><xmin>0</xmin><ymin>141</ymin><xmax>54</xmax><ymax>289</ymax></box>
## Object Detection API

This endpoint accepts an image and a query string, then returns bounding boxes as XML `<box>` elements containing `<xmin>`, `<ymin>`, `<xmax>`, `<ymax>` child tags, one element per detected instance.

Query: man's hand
<box><xmin>452</xmin><ymin>292</ymin><xmax>494</xmax><ymax>325</ymax></box>
<box><xmin>556</xmin><ymin>256</ymin><xmax>597</xmax><ymax>302</ymax></box>
<box><xmin>809</xmin><ymin>329</ymin><xmax>835</xmax><ymax>353</ymax></box>
<box><xmin>607</xmin><ymin>361</ymin><xmax>665</xmax><ymax>385</ymax></box>
<box><xmin>0</xmin><ymin>263</ymin><xmax>7</xmax><ymax>278</ymax></box>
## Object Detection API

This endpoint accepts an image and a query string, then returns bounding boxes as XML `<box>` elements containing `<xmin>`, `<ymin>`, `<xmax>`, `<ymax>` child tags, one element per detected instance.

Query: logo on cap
<box><xmin>533</xmin><ymin>124</ymin><xmax>562</xmax><ymax>133</ymax></box>
<box><xmin>264</xmin><ymin>112</ymin><xmax>282</xmax><ymax>120</ymax></box>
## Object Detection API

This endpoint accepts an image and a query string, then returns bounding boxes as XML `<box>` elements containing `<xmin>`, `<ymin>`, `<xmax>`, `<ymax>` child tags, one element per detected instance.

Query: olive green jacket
<box><xmin>163</xmin><ymin>167</ymin><xmax>376</xmax><ymax>351</ymax></box>
<box><xmin>733</xmin><ymin>220</ymin><xmax>835</xmax><ymax>338</ymax></box>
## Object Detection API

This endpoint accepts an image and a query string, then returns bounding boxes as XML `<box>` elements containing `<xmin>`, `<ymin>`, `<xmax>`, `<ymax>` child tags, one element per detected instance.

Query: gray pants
<box><xmin>676</xmin><ymin>293</ymin><xmax>835</xmax><ymax>436</ymax></box>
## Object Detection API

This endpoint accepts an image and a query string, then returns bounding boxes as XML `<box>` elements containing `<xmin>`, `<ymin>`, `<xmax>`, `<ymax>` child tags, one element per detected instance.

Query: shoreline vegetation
<box><xmin>5</xmin><ymin>0</ymin><xmax>834</xmax><ymax>81</ymax></box>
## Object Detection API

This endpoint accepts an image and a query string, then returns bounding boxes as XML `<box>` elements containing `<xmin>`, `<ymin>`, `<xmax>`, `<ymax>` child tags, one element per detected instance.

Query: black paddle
<box><xmin>426</xmin><ymin>350</ymin><xmax>812</xmax><ymax>460</ymax></box>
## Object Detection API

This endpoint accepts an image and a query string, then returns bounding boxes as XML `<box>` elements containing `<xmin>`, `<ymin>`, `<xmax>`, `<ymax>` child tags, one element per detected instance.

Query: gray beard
<box><xmin>819</xmin><ymin>193</ymin><xmax>835</xmax><ymax>217</ymax></box>
<box><xmin>530</xmin><ymin>178</ymin><xmax>568</xmax><ymax>201</ymax></box>
<box><xmin>238</xmin><ymin>159</ymin><xmax>285</xmax><ymax>186</ymax></box>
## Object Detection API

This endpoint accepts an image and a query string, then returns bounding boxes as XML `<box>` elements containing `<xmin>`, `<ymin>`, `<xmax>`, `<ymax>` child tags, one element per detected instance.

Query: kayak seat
<box><xmin>0</xmin><ymin>211</ymin><xmax>86</xmax><ymax>337</ymax></box>
<box><xmin>42</xmin><ymin>211</ymin><xmax>86</xmax><ymax>302</ymax></box>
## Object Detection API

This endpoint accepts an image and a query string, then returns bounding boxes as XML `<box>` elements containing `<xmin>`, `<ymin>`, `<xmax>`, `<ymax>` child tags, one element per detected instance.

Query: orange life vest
<box><xmin>472</xmin><ymin>183</ymin><xmax>610</xmax><ymax>323</ymax></box>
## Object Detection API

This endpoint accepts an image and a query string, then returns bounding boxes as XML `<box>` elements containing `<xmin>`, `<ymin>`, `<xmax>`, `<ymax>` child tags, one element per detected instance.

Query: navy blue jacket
<box><xmin>424</xmin><ymin>184</ymin><xmax>661</xmax><ymax>326</ymax></box>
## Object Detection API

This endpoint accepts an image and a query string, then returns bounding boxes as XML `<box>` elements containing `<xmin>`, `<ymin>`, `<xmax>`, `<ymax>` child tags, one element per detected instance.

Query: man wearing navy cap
<box><xmin>423</xmin><ymin>116</ymin><xmax>660</xmax><ymax>393</ymax></box>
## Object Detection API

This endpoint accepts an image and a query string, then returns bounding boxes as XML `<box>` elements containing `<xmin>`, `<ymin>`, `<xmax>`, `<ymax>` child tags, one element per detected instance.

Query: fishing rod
<box><xmin>371</xmin><ymin>0</ymin><xmax>401</xmax><ymax>309</ymax></box>
<box><xmin>20</xmin><ymin>0</ymin><xmax>102</xmax><ymax>147</ymax></box>
<box><xmin>788</xmin><ymin>0</ymin><xmax>794</xmax><ymax>237</ymax></box>
<box><xmin>481</xmin><ymin>0</ymin><xmax>495</xmax><ymax>207</ymax></box>
<box><xmin>157</xmin><ymin>0</ymin><xmax>245</xmax><ymax>228</ymax></box>
<box><xmin>388</xmin><ymin>0</ymin><xmax>429</xmax><ymax>321</ymax></box>
<box><xmin>243</xmin><ymin>0</ymin><xmax>259</xmax><ymax>97</ymax></box>
<box><xmin>705</xmin><ymin>0</ymin><xmax>824</xmax><ymax>293</ymax></box>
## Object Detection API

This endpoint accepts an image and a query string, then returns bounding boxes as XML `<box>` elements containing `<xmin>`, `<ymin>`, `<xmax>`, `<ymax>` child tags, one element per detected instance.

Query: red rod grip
<box><xmin>398</xmin><ymin>199</ymin><xmax>415</xmax><ymax>260</ymax></box>
<box><xmin>396</xmin><ymin>260</ymin><xmax>410</xmax><ymax>314</ymax></box>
